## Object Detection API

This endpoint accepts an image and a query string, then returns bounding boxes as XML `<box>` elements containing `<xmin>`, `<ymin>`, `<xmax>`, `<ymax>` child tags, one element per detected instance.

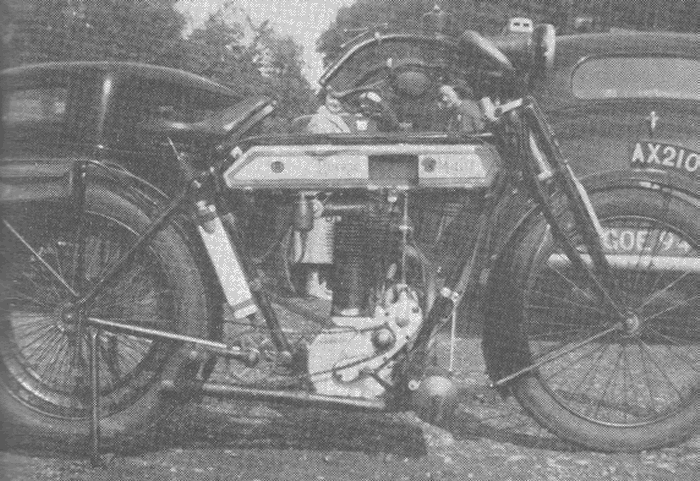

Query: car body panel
<box><xmin>1</xmin><ymin>61</ymin><xmax>241</xmax><ymax>191</ymax></box>
<box><xmin>533</xmin><ymin>32</ymin><xmax>700</xmax><ymax>181</ymax></box>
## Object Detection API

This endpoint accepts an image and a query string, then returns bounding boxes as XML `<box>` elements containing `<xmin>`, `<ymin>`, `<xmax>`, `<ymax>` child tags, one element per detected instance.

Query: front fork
<box><xmin>402</xmin><ymin>98</ymin><xmax>626</xmax><ymax>392</ymax></box>
<box><xmin>520</xmin><ymin>100</ymin><xmax>624</xmax><ymax>318</ymax></box>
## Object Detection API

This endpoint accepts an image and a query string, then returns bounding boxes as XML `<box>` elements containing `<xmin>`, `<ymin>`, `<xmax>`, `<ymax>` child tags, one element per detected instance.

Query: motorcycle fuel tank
<box><xmin>224</xmin><ymin>137</ymin><xmax>500</xmax><ymax>190</ymax></box>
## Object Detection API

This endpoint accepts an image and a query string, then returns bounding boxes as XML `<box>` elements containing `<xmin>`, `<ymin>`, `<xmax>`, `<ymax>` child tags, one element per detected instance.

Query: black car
<box><xmin>533</xmin><ymin>31</ymin><xmax>700</xmax><ymax>182</ymax></box>
<box><xmin>1</xmin><ymin>61</ymin><xmax>271</xmax><ymax>193</ymax></box>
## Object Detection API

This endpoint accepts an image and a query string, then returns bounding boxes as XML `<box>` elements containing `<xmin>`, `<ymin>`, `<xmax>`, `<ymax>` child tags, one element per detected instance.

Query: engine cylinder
<box><xmin>332</xmin><ymin>216</ymin><xmax>370</xmax><ymax>315</ymax></box>
<box><xmin>331</xmin><ymin>204</ymin><xmax>395</xmax><ymax>316</ymax></box>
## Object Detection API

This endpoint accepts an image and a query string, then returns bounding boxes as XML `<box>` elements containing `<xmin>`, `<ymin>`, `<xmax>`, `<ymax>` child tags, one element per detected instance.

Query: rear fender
<box><xmin>1</xmin><ymin>160</ymin><xmax>225</xmax><ymax>339</ymax></box>
<box><xmin>0</xmin><ymin>160</ymin><xmax>169</xmax><ymax>207</ymax></box>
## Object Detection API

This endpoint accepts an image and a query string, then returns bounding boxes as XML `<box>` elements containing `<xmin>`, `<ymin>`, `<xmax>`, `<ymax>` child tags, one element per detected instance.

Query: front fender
<box><xmin>480</xmin><ymin>168</ymin><xmax>698</xmax><ymax>392</ymax></box>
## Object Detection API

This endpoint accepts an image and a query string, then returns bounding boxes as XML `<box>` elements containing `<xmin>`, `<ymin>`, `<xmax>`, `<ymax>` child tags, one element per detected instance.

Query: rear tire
<box><xmin>504</xmin><ymin>187</ymin><xmax>699</xmax><ymax>451</ymax></box>
<box><xmin>0</xmin><ymin>185</ymin><xmax>212</xmax><ymax>448</ymax></box>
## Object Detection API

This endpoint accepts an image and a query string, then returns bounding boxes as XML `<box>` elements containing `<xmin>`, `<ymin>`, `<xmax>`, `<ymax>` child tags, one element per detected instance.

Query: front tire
<box><xmin>0</xmin><ymin>185</ymin><xmax>212</xmax><ymax>447</ymax></box>
<box><xmin>504</xmin><ymin>187</ymin><xmax>699</xmax><ymax>451</ymax></box>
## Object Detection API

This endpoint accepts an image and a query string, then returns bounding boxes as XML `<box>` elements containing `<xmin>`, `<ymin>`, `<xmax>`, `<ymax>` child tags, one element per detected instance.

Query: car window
<box><xmin>2</xmin><ymin>88</ymin><xmax>68</xmax><ymax>125</ymax></box>
<box><xmin>572</xmin><ymin>56</ymin><xmax>700</xmax><ymax>101</ymax></box>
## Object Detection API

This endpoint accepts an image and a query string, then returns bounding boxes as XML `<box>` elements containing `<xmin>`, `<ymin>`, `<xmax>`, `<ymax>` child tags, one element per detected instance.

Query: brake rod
<box><xmin>86</xmin><ymin>317</ymin><xmax>254</xmax><ymax>361</ymax></box>
<box><xmin>492</xmin><ymin>322</ymin><xmax>623</xmax><ymax>387</ymax></box>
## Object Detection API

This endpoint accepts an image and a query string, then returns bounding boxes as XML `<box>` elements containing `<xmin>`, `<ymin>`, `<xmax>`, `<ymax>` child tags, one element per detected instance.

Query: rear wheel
<box><xmin>0</xmin><ymin>186</ymin><xmax>212</xmax><ymax>446</ymax></box>
<box><xmin>507</xmin><ymin>187</ymin><xmax>699</xmax><ymax>451</ymax></box>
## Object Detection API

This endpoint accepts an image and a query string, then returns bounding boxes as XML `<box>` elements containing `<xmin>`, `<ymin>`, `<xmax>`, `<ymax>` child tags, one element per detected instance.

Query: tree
<box><xmin>183</xmin><ymin>3</ymin><xmax>314</xmax><ymax>130</ymax></box>
<box><xmin>3</xmin><ymin>0</ymin><xmax>315</xmax><ymax>129</ymax></box>
<box><xmin>317</xmin><ymin>0</ymin><xmax>699</xmax><ymax>67</ymax></box>
<box><xmin>183</xmin><ymin>8</ymin><xmax>259</xmax><ymax>91</ymax></box>
<box><xmin>250</xmin><ymin>23</ymin><xmax>316</xmax><ymax>125</ymax></box>
<box><xmin>4</xmin><ymin>0</ymin><xmax>188</xmax><ymax>67</ymax></box>
<box><xmin>317</xmin><ymin>0</ymin><xmax>508</xmax><ymax>68</ymax></box>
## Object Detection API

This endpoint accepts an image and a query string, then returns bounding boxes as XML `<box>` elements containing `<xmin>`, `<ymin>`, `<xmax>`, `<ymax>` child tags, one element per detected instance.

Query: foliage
<box><xmin>317</xmin><ymin>0</ymin><xmax>699</xmax><ymax>67</ymax></box>
<box><xmin>4</xmin><ymin>0</ymin><xmax>188</xmax><ymax>67</ymax></box>
<box><xmin>182</xmin><ymin>4</ymin><xmax>315</xmax><ymax>129</ymax></box>
<box><xmin>2</xmin><ymin>0</ymin><xmax>314</xmax><ymax>128</ymax></box>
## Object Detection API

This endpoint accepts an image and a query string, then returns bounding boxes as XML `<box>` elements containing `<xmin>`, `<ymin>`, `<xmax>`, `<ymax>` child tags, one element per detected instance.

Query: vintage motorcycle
<box><xmin>1</xmin><ymin>26</ymin><xmax>698</xmax><ymax>460</ymax></box>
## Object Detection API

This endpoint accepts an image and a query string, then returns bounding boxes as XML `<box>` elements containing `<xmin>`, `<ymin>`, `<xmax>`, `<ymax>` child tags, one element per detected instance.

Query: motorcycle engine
<box><xmin>244</xmin><ymin>188</ymin><xmax>476</xmax><ymax>399</ymax></box>
<box><xmin>300</xmin><ymin>195</ymin><xmax>429</xmax><ymax>398</ymax></box>
<box><xmin>307</xmin><ymin>284</ymin><xmax>423</xmax><ymax>398</ymax></box>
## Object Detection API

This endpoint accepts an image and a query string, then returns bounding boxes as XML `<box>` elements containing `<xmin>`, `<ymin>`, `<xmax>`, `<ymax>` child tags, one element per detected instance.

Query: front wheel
<box><xmin>0</xmin><ymin>185</ymin><xmax>212</xmax><ymax>447</ymax></box>
<box><xmin>505</xmin><ymin>187</ymin><xmax>699</xmax><ymax>451</ymax></box>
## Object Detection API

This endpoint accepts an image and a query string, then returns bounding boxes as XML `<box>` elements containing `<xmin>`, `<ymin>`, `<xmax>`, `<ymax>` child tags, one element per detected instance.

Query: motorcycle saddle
<box><xmin>137</xmin><ymin>95</ymin><xmax>274</xmax><ymax>144</ymax></box>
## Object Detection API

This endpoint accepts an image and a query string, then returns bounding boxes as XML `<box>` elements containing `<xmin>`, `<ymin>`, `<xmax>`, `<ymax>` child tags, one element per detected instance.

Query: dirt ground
<box><xmin>1</xmin><ymin>333</ymin><xmax>698</xmax><ymax>481</ymax></box>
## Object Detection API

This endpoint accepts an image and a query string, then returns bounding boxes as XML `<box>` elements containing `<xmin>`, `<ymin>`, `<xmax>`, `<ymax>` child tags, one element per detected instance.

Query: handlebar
<box><xmin>458</xmin><ymin>31</ymin><xmax>515</xmax><ymax>73</ymax></box>
<box><xmin>319</xmin><ymin>27</ymin><xmax>556</xmax><ymax>91</ymax></box>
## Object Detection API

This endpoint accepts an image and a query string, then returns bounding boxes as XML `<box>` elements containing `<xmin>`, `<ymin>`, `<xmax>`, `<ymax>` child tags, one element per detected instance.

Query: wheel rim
<box><xmin>0</xmin><ymin>208</ymin><xmax>177</xmax><ymax>419</ymax></box>
<box><xmin>523</xmin><ymin>215</ymin><xmax>699</xmax><ymax>427</ymax></box>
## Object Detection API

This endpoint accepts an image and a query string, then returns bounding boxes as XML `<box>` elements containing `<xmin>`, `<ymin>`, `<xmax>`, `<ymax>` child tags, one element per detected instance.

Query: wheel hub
<box><xmin>56</xmin><ymin>303</ymin><xmax>80</xmax><ymax>334</ymax></box>
<box><xmin>622</xmin><ymin>313</ymin><xmax>642</xmax><ymax>336</ymax></box>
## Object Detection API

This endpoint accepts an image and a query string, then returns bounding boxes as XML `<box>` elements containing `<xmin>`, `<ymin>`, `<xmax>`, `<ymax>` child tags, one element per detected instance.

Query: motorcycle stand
<box><xmin>83</xmin><ymin>322</ymin><xmax>387</xmax><ymax>467</ymax></box>
<box><xmin>88</xmin><ymin>327</ymin><xmax>105</xmax><ymax>468</ymax></box>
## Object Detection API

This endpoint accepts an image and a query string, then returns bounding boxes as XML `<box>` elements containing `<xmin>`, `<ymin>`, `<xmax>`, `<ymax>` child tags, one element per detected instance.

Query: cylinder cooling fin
<box><xmin>331</xmin><ymin>202</ymin><xmax>397</xmax><ymax>316</ymax></box>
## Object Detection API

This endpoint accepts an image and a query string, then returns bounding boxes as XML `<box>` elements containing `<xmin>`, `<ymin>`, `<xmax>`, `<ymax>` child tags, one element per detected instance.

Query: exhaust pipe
<box><xmin>161</xmin><ymin>380</ymin><xmax>386</xmax><ymax>412</ymax></box>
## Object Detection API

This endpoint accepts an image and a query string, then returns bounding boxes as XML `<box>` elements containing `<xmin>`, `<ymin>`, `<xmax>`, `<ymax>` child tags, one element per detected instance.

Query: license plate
<box><xmin>630</xmin><ymin>140</ymin><xmax>699</xmax><ymax>177</ymax></box>
<box><xmin>599</xmin><ymin>228</ymin><xmax>692</xmax><ymax>256</ymax></box>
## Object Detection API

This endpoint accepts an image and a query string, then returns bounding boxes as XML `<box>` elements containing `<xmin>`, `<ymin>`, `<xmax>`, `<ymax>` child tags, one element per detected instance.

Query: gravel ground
<box><xmin>1</xmin><ymin>304</ymin><xmax>698</xmax><ymax>480</ymax></box>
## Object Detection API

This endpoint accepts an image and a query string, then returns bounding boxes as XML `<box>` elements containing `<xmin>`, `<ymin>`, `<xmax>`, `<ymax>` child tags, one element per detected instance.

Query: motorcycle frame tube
<box><xmin>74</xmin><ymin>185</ymin><xmax>192</xmax><ymax>310</ymax></box>
<box><xmin>407</xmin><ymin>97</ymin><xmax>630</xmax><ymax>382</ymax></box>
<box><xmin>63</xmin><ymin>97</ymin><xmax>655</xmax><ymax>388</ymax></box>
<box><xmin>62</xmin><ymin>166</ymin><xmax>291</xmax><ymax>355</ymax></box>
<box><xmin>404</xmin><ymin>172</ymin><xmax>509</xmax><ymax>376</ymax></box>
<box><xmin>5</xmin><ymin>173</ymin><xmax>245</xmax><ymax>361</ymax></box>
<box><xmin>70</xmin><ymin>172</ymin><xmax>293</xmax><ymax>355</ymax></box>
<box><xmin>218</xmin><ymin>210</ymin><xmax>292</xmax><ymax>352</ymax></box>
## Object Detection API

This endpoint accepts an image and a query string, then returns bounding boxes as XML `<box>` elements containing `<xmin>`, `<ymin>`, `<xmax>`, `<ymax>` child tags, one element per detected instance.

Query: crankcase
<box><xmin>308</xmin><ymin>288</ymin><xmax>423</xmax><ymax>399</ymax></box>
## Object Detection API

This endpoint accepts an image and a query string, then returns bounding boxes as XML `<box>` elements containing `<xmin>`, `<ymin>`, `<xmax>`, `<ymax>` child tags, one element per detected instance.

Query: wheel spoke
<box><xmin>636</xmin><ymin>340</ymin><xmax>660</xmax><ymax>417</ymax></box>
<box><xmin>3</xmin><ymin>220</ymin><xmax>79</xmax><ymax>298</ymax></box>
<box><xmin>644</xmin><ymin>294</ymin><xmax>700</xmax><ymax>323</ymax></box>
<box><xmin>0</xmin><ymin>205</ymin><xmax>187</xmax><ymax>422</ymax></box>
<box><xmin>545</xmin><ymin>263</ymin><xmax>598</xmax><ymax>303</ymax></box>
<box><xmin>592</xmin><ymin>346</ymin><xmax>624</xmax><ymax>420</ymax></box>
<box><xmin>525</xmin><ymin>287</ymin><xmax>609</xmax><ymax>316</ymax></box>
<box><xmin>565</xmin><ymin>341</ymin><xmax>612</xmax><ymax>410</ymax></box>
<box><xmin>637</xmin><ymin>271</ymin><xmax>694</xmax><ymax>312</ymax></box>
<box><xmin>644</xmin><ymin>328</ymin><xmax>699</xmax><ymax>373</ymax></box>
<box><xmin>636</xmin><ymin>338</ymin><xmax>683</xmax><ymax>402</ymax></box>
<box><xmin>514</xmin><ymin>198</ymin><xmax>698</xmax><ymax>440</ymax></box>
